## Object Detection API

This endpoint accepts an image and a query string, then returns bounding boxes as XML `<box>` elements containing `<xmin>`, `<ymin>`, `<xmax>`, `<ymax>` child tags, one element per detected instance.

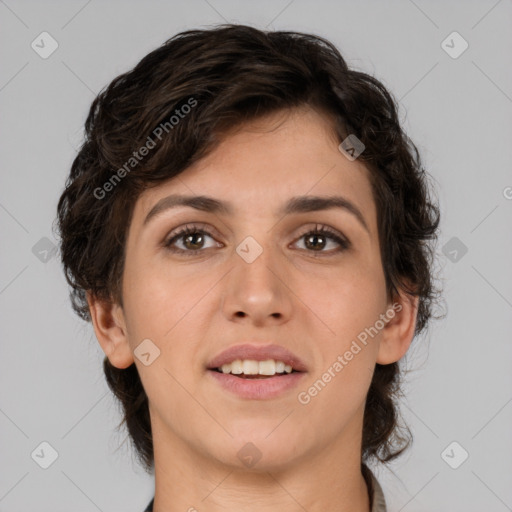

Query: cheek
<box><xmin>123</xmin><ymin>252</ymin><xmax>186</xmax><ymax>327</ymax></box>
<box><xmin>296</xmin><ymin>266</ymin><xmax>386</xmax><ymax>406</ymax></box>
<box><xmin>300</xmin><ymin>261</ymin><xmax>387</xmax><ymax>339</ymax></box>
<box><xmin>122</xmin><ymin>255</ymin><xmax>221</xmax><ymax>364</ymax></box>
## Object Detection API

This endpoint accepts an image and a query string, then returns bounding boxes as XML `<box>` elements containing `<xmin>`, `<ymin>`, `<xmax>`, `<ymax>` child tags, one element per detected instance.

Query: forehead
<box><xmin>132</xmin><ymin>107</ymin><xmax>376</xmax><ymax>226</ymax></box>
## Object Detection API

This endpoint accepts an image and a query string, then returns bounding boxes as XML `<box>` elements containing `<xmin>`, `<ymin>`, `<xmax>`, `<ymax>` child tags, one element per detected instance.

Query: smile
<box><xmin>214</xmin><ymin>359</ymin><xmax>295</xmax><ymax>376</ymax></box>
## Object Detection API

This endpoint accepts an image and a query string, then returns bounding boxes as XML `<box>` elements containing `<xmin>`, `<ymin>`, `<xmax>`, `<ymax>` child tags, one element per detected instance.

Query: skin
<box><xmin>88</xmin><ymin>106</ymin><xmax>418</xmax><ymax>512</ymax></box>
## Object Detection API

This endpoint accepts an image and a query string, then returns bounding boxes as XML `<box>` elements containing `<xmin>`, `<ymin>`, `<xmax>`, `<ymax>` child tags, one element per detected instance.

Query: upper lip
<box><xmin>206</xmin><ymin>343</ymin><xmax>308</xmax><ymax>372</ymax></box>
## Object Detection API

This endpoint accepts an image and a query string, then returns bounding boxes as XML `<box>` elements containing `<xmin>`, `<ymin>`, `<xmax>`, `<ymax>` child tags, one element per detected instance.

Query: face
<box><xmin>105</xmin><ymin>107</ymin><xmax>403</xmax><ymax>472</ymax></box>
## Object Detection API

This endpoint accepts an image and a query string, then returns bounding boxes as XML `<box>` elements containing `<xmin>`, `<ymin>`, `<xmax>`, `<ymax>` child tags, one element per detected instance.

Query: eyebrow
<box><xmin>143</xmin><ymin>194</ymin><xmax>369</xmax><ymax>233</ymax></box>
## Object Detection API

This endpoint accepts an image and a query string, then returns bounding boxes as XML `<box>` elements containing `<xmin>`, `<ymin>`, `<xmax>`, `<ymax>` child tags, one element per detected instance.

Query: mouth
<box><xmin>206</xmin><ymin>364</ymin><xmax>306</xmax><ymax>400</ymax></box>
<box><xmin>210</xmin><ymin>371</ymin><xmax>300</xmax><ymax>379</ymax></box>
<box><xmin>205</xmin><ymin>344</ymin><xmax>308</xmax><ymax>399</ymax></box>
<box><xmin>206</xmin><ymin>343</ymin><xmax>308</xmax><ymax>373</ymax></box>
<box><xmin>208</xmin><ymin>359</ymin><xmax>302</xmax><ymax>379</ymax></box>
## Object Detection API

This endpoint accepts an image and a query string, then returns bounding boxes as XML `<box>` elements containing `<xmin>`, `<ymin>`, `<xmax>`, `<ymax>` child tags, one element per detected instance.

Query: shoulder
<box><xmin>143</xmin><ymin>497</ymin><xmax>154</xmax><ymax>512</ymax></box>
<box><xmin>368</xmin><ymin>468</ymin><xmax>387</xmax><ymax>512</ymax></box>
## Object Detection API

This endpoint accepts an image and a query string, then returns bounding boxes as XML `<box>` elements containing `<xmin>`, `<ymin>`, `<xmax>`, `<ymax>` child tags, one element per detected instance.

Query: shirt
<box><xmin>142</xmin><ymin>467</ymin><xmax>386</xmax><ymax>511</ymax></box>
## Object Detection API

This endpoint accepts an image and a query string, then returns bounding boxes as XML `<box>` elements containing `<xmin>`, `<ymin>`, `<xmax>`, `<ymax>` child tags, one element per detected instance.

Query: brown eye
<box><xmin>304</xmin><ymin>232</ymin><xmax>328</xmax><ymax>251</ymax></box>
<box><xmin>164</xmin><ymin>225</ymin><xmax>220</xmax><ymax>255</ymax></box>
<box><xmin>294</xmin><ymin>224</ymin><xmax>350</xmax><ymax>255</ymax></box>
<box><xmin>181</xmin><ymin>231</ymin><xmax>206</xmax><ymax>250</ymax></box>
<box><xmin>163</xmin><ymin>223</ymin><xmax>349</xmax><ymax>257</ymax></box>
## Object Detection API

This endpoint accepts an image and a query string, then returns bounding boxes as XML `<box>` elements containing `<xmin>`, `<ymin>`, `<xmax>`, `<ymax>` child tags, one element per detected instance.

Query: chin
<box><xmin>207</xmin><ymin>428</ymin><xmax>306</xmax><ymax>472</ymax></box>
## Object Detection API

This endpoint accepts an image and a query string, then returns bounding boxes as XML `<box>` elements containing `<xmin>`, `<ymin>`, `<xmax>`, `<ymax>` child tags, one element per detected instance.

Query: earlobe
<box><xmin>86</xmin><ymin>292</ymin><xmax>134</xmax><ymax>369</ymax></box>
<box><xmin>376</xmin><ymin>291</ymin><xmax>419</xmax><ymax>365</ymax></box>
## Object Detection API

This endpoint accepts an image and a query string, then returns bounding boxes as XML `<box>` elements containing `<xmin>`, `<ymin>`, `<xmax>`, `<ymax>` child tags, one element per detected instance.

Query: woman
<box><xmin>56</xmin><ymin>24</ymin><xmax>440</xmax><ymax>512</ymax></box>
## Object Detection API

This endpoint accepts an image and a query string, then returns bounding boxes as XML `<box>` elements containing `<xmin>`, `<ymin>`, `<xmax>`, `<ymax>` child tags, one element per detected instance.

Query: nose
<box><xmin>221</xmin><ymin>239</ymin><xmax>294</xmax><ymax>327</ymax></box>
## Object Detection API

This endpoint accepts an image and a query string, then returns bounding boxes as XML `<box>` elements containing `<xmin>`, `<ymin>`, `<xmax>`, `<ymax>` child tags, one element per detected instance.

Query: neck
<box><xmin>150</xmin><ymin>414</ymin><xmax>371</xmax><ymax>512</ymax></box>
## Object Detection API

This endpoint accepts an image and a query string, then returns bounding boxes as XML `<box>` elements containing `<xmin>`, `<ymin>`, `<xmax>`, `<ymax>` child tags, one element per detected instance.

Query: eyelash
<box><xmin>163</xmin><ymin>223</ymin><xmax>350</xmax><ymax>257</ymax></box>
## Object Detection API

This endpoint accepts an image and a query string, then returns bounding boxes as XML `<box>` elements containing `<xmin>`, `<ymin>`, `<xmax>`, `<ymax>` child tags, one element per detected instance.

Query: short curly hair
<box><xmin>55</xmin><ymin>23</ymin><xmax>440</xmax><ymax>474</ymax></box>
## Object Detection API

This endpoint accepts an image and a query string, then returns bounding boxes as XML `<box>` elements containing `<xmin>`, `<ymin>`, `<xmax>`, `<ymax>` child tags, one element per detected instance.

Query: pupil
<box><xmin>185</xmin><ymin>233</ymin><xmax>203</xmax><ymax>249</ymax></box>
<box><xmin>306</xmin><ymin>234</ymin><xmax>325</xmax><ymax>250</ymax></box>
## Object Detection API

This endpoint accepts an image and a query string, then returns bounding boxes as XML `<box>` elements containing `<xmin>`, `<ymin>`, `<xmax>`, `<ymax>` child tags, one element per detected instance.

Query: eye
<box><xmin>163</xmin><ymin>224</ymin><xmax>221</xmax><ymax>255</ymax></box>
<box><xmin>163</xmin><ymin>223</ymin><xmax>350</xmax><ymax>257</ymax></box>
<box><xmin>293</xmin><ymin>224</ymin><xmax>350</xmax><ymax>255</ymax></box>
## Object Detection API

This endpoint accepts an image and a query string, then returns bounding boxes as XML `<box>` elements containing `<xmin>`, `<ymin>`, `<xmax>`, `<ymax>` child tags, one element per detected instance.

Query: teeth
<box><xmin>242</xmin><ymin>360</ymin><xmax>260</xmax><ymax>375</ymax></box>
<box><xmin>230</xmin><ymin>360</ymin><xmax>243</xmax><ymax>374</ymax></box>
<box><xmin>219</xmin><ymin>359</ymin><xmax>294</xmax><ymax>375</ymax></box>
<box><xmin>258</xmin><ymin>360</ymin><xmax>275</xmax><ymax>375</ymax></box>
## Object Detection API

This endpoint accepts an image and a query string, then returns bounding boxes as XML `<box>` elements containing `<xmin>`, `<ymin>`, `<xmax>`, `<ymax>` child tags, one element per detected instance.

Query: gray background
<box><xmin>1</xmin><ymin>0</ymin><xmax>511</xmax><ymax>511</ymax></box>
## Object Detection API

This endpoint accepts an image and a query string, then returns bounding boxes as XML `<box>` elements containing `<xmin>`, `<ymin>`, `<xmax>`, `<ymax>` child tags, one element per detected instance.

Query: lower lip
<box><xmin>207</xmin><ymin>370</ymin><xmax>307</xmax><ymax>400</ymax></box>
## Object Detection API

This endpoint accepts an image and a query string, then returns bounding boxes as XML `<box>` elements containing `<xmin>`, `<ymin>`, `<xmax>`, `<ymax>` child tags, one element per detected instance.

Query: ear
<box><xmin>376</xmin><ymin>289</ymin><xmax>419</xmax><ymax>365</ymax></box>
<box><xmin>86</xmin><ymin>291</ymin><xmax>134</xmax><ymax>369</ymax></box>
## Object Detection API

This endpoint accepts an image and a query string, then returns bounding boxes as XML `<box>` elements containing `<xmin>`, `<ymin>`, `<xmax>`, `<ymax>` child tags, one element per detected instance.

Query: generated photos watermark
<box><xmin>297</xmin><ymin>301</ymin><xmax>402</xmax><ymax>405</ymax></box>
<box><xmin>93</xmin><ymin>97</ymin><xmax>198</xmax><ymax>200</ymax></box>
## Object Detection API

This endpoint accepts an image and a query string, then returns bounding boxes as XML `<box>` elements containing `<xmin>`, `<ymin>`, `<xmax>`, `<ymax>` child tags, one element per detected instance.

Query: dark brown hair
<box><xmin>55</xmin><ymin>24</ymin><xmax>440</xmax><ymax>474</ymax></box>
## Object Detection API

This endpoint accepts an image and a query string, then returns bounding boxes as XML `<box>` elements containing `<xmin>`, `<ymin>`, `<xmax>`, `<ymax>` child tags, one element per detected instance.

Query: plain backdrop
<box><xmin>1</xmin><ymin>1</ymin><xmax>511</xmax><ymax>511</ymax></box>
